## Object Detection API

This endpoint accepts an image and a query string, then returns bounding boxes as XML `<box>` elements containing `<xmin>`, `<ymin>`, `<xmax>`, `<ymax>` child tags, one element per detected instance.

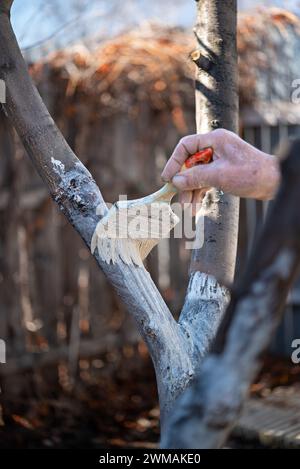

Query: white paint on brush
<box><xmin>91</xmin><ymin>191</ymin><xmax>179</xmax><ymax>266</ymax></box>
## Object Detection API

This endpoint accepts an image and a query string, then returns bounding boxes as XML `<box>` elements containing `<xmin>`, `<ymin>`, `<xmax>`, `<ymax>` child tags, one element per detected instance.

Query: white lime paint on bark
<box><xmin>51</xmin><ymin>157</ymin><xmax>65</xmax><ymax>175</ymax></box>
<box><xmin>179</xmin><ymin>272</ymin><xmax>230</xmax><ymax>362</ymax></box>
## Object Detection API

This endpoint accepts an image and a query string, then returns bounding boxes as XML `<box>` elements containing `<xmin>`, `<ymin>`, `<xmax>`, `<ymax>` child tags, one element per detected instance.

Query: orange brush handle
<box><xmin>182</xmin><ymin>147</ymin><xmax>213</xmax><ymax>170</ymax></box>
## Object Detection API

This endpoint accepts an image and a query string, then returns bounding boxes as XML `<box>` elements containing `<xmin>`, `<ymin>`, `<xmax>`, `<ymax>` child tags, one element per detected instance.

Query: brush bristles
<box><xmin>91</xmin><ymin>236</ymin><xmax>158</xmax><ymax>266</ymax></box>
<box><xmin>91</xmin><ymin>201</ymin><xmax>179</xmax><ymax>266</ymax></box>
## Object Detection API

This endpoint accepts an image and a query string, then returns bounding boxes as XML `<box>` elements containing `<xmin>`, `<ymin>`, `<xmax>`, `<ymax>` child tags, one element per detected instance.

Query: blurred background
<box><xmin>1</xmin><ymin>0</ymin><xmax>300</xmax><ymax>449</ymax></box>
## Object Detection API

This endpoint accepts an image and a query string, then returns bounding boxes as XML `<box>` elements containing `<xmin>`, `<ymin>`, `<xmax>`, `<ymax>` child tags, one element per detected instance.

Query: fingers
<box><xmin>161</xmin><ymin>133</ymin><xmax>214</xmax><ymax>181</ymax></box>
<box><xmin>178</xmin><ymin>189</ymin><xmax>209</xmax><ymax>216</ymax></box>
<box><xmin>172</xmin><ymin>162</ymin><xmax>219</xmax><ymax>191</ymax></box>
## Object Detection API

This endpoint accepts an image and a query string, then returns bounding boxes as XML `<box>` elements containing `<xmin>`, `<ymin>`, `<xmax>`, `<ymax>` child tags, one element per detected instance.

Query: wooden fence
<box><xmin>2</xmin><ymin>69</ymin><xmax>300</xmax><ymax>398</ymax></box>
<box><xmin>0</xmin><ymin>81</ymin><xmax>196</xmax><ymax>398</ymax></box>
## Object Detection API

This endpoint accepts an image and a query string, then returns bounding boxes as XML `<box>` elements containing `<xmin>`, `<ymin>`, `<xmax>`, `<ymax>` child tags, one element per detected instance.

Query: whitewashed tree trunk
<box><xmin>0</xmin><ymin>0</ymin><xmax>235</xmax><ymax>439</ymax></box>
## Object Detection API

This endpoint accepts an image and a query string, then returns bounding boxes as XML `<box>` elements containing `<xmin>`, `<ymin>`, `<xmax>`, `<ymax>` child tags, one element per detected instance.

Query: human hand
<box><xmin>161</xmin><ymin>129</ymin><xmax>280</xmax><ymax>213</ymax></box>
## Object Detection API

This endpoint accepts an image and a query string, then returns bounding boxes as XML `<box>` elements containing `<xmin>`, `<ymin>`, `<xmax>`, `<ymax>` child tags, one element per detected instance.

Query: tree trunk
<box><xmin>192</xmin><ymin>0</ymin><xmax>239</xmax><ymax>284</ymax></box>
<box><xmin>179</xmin><ymin>0</ymin><xmax>239</xmax><ymax>377</ymax></box>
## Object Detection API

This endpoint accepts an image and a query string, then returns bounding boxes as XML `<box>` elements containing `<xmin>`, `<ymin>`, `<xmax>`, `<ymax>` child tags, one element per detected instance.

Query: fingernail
<box><xmin>172</xmin><ymin>174</ymin><xmax>186</xmax><ymax>189</ymax></box>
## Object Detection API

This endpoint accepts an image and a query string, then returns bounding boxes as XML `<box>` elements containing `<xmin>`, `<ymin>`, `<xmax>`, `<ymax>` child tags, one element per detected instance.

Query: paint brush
<box><xmin>91</xmin><ymin>147</ymin><xmax>213</xmax><ymax>266</ymax></box>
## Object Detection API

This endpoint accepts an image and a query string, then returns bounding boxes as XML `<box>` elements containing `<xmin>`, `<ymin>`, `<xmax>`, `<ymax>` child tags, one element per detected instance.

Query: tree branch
<box><xmin>0</xmin><ymin>1</ymin><xmax>13</xmax><ymax>15</ymax></box>
<box><xmin>191</xmin><ymin>0</ymin><xmax>239</xmax><ymax>284</ymax></box>
<box><xmin>179</xmin><ymin>0</ymin><xmax>239</xmax><ymax>363</ymax></box>
<box><xmin>0</xmin><ymin>1</ymin><xmax>192</xmax><ymax>418</ymax></box>
<box><xmin>162</xmin><ymin>139</ymin><xmax>300</xmax><ymax>448</ymax></box>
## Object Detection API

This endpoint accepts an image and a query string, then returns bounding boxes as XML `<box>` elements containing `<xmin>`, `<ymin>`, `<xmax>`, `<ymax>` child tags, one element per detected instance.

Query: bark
<box><xmin>192</xmin><ymin>0</ymin><xmax>239</xmax><ymax>284</ymax></box>
<box><xmin>180</xmin><ymin>0</ymin><xmax>239</xmax><ymax>366</ymax></box>
<box><xmin>162</xmin><ymin>139</ymin><xmax>300</xmax><ymax>448</ymax></box>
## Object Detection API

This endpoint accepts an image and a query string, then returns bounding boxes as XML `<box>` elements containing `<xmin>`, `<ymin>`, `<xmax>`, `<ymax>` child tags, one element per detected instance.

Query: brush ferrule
<box><xmin>146</xmin><ymin>182</ymin><xmax>178</xmax><ymax>203</ymax></box>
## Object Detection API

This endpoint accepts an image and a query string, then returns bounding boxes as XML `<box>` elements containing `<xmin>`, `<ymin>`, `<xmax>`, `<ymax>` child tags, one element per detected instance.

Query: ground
<box><xmin>0</xmin><ymin>348</ymin><xmax>299</xmax><ymax>449</ymax></box>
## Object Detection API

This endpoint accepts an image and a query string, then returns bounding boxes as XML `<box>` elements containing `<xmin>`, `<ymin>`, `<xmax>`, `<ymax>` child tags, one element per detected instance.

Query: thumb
<box><xmin>172</xmin><ymin>164</ymin><xmax>219</xmax><ymax>191</ymax></box>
